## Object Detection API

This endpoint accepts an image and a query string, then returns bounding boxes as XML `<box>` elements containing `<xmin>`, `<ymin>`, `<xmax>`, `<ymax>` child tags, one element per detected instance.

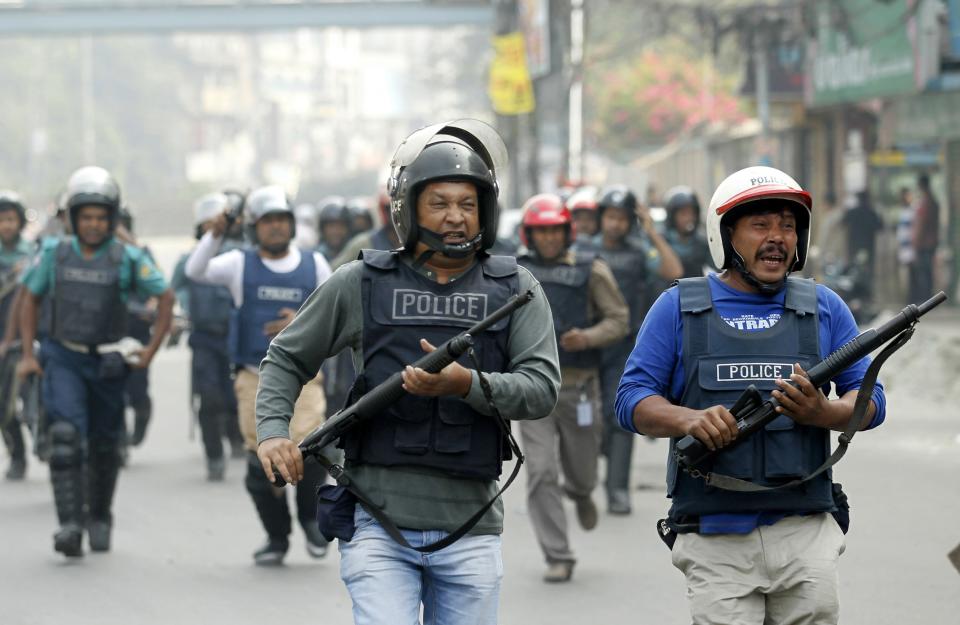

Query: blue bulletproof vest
<box><xmin>52</xmin><ymin>239</ymin><xmax>128</xmax><ymax>346</ymax></box>
<box><xmin>342</xmin><ymin>250</ymin><xmax>518</xmax><ymax>480</ymax></box>
<box><xmin>667</xmin><ymin>276</ymin><xmax>834</xmax><ymax>518</ymax></box>
<box><xmin>518</xmin><ymin>251</ymin><xmax>601</xmax><ymax>370</ymax></box>
<box><xmin>229</xmin><ymin>249</ymin><xmax>316</xmax><ymax>367</ymax></box>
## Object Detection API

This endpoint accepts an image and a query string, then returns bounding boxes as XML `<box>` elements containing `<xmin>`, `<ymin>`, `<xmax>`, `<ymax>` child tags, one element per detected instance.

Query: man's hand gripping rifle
<box><xmin>675</xmin><ymin>291</ymin><xmax>947</xmax><ymax>472</ymax></box>
<box><xmin>272</xmin><ymin>289</ymin><xmax>535</xmax><ymax>486</ymax></box>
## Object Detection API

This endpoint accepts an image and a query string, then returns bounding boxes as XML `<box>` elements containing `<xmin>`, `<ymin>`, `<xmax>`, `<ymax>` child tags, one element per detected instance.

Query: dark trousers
<box><xmin>600</xmin><ymin>337</ymin><xmax>635</xmax><ymax>496</ymax></box>
<box><xmin>41</xmin><ymin>339</ymin><xmax>126</xmax><ymax>441</ymax></box>
<box><xmin>245</xmin><ymin>452</ymin><xmax>327</xmax><ymax>539</ymax></box>
<box><xmin>910</xmin><ymin>249</ymin><xmax>936</xmax><ymax>304</ymax></box>
<box><xmin>190</xmin><ymin>332</ymin><xmax>241</xmax><ymax>460</ymax></box>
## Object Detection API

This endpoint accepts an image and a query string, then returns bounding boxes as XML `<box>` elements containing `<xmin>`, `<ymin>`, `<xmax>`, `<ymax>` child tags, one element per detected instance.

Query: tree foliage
<box><xmin>586</xmin><ymin>48</ymin><xmax>747</xmax><ymax>157</ymax></box>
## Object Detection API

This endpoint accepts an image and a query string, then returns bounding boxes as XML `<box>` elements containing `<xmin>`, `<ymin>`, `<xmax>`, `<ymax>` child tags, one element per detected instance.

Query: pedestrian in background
<box><xmin>517</xmin><ymin>193</ymin><xmax>628</xmax><ymax>582</ymax></box>
<box><xmin>910</xmin><ymin>173</ymin><xmax>940</xmax><ymax>303</ymax></box>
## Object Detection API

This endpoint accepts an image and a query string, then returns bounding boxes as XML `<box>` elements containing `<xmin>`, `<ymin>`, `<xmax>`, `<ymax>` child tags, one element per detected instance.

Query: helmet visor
<box><xmin>390</xmin><ymin>119</ymin><xmax>508</xmax><ymax>175</ymax></box>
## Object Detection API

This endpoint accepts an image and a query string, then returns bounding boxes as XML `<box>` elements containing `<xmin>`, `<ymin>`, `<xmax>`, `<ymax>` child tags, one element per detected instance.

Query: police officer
<box><xmin>185</xmin><ymin>185</ymin><xmax>332</xmax><ymax>565</ymax></box>
<box><xmin>332</xmin><ymin>191</ymin><xmax>400</xmax><ymax>268</ymax></box>
<box><xmin>0</xmin><ymin>191</ymin><xmax>34</xmax><ymax>480</ymax></box>
<box><xmin>566</xmin><ymin>186</ymin><xmax>600</xmax><ymax>247</ymax></box>
<box><xmin>171</xmin><ymin>192</ymin><xmax>245</xmax><ymax>480</ymax></box>
<box><xmin>293</xmin><ymin>202</ymin><xmax>320</xmax><ymax>251</ymax></box>
<box><xmin>116</xmin><ymin>205</ymin><xmax>156</xmax><ymax>449</ymax></box>
<box><xmin>664</xmin><ymin>186</ymin><xmax>713</xmax><ymax>278</ymax></box>
<box><xmin>316</xmin><ymin>196</ymin><xmax>352</xmax><ymax>262</ymax></box>
<box><xmin>517</xmin><ymin>194</ymin><xmax>629</xmax><ymax>582</ymax></box>
<box><xmin>617</xmin><ymin>166</ymin><xmax>886</xmax><ymax>624</ymax></box>
<box><xmin>346</xmin><ymin>196</ymin><xmax>375</xmax><ymax>235</ymax></box>
<box><xmin>593</xmin><ymin>185</ymin><xmax>682</xmax><ymax>515</ymax></box>
<box><xmin>17</xmin><ymin>166</ymin><xmax>174</xmax><ymax>557</ymax></box>
<box><xmin>255</xmin><ymin>120</ymin><xmax>559</xmax><ymax>624</ymax></box>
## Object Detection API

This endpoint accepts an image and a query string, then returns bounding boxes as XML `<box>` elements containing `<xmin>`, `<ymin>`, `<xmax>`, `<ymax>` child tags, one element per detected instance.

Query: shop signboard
<box><xmin>807</xmin><ymin>0</ymin><xmax>917</xmax><ymax>106</ymax></box>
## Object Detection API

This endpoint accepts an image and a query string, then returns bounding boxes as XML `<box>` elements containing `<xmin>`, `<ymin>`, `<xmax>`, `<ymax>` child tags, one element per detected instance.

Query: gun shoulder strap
<box><xmin>319</xmin><ymin>349</ymin><xmax>524</xmax><ymax>553</ymax></box>
<box><xmin>702</xmin><ymin>327</ymin><xmax>913</xmax><ymax>493</ymax></box>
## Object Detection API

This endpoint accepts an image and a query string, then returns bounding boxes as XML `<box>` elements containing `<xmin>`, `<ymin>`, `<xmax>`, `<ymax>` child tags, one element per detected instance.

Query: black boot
<box><xmin>87</xmin><ymin>440</ymin><xmax>121</xmax><ymax>553</ymax></box>
<box><xmin>245</xmin><ymin>452</ymin><xmax>291</xmax><ymax>565</ymax></box>
<box><xmin>3</xmin><ymin>419</ymin><xmax>27</xmax><ymax>480</ymax></box>
<box><xmin>48</xmin><ymin>422</ymin><xmax>85</xmax><ymax>558</ymax></box>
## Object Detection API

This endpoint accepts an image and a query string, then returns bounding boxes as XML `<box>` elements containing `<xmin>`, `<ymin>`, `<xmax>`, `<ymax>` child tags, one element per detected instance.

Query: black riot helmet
<box><xmin>346</xmin><ymin>197</ymin><xmax>374</xmax><ymax>233</ymax></box>
<box><xmin>597</xmin><ymin>184</ymin><xmax>639</xmax><ymax>232</ymax></box>
<box><xmin>664</xmin><ymin>185</ymin><xmax>701</xmax><ymax>232</ymax></box>
<box><xmin>318</xmin><ymin>196</ymin><xmax>350</xmax><ymax>226</ymax></box>
<box><xmin>0</xmin><ymin>190</ymin><xmax>27</xmax><ymax>230</ymax></box>
<box><xmin>64</xmin><ymin>166</ymin><xmax>122</xmax><ymax>234</ymax></box>
<box><xmin>119</xmin><ymin>204</ymin><xmax>134</xmax><ymax>234</ymax></box>
<box><xmin>387</xmin><ymin>119</ymin><xmax>507</xmax><ymax>258</ymax></box>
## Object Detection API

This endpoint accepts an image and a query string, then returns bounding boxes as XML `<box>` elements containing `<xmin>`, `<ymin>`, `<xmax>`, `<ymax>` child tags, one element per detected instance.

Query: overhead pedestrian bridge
<box><xmin>0</xmin><ymin>0</ymin><xmax>494</xmax><ymax>36</ymax></box>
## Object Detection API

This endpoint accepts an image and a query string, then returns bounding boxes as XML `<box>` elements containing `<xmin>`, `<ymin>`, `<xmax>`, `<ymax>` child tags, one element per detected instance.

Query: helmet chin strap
<box><xmin>417</xmin><ymin>226</ymin><xmax>484</xmax><ymax>259</ymax></box>
<box><xmin>730</xmin><ymin>247</ymin><xmax>788</xmax><ymax>296</ymax></box>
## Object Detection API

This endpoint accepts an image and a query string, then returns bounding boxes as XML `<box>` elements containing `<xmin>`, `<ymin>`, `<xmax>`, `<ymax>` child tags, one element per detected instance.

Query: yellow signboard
<box><xmin>489</xmin><ymin>32</ymin><xmax>536</xmax><ymax>115</ymax></box>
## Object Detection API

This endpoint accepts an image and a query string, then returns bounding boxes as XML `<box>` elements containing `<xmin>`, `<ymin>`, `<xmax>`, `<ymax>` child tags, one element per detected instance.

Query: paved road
<box><xmin>2</xmin><ymin>291</ymin><xmax>958</xmax><ymax>624</ymax></box>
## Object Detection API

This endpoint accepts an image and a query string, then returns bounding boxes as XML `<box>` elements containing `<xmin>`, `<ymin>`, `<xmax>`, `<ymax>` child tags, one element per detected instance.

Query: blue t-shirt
<box><xmin>615</xmin><ymin>273</ymin><xmax>886</xmax><ymax>533</ymax></box>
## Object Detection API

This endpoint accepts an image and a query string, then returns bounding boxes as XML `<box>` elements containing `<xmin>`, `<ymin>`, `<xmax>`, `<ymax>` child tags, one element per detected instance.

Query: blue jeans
<box><xmin>339</xmin><ymin>506</ymin><xmax>503</xmax><ymax>625</ymax></box>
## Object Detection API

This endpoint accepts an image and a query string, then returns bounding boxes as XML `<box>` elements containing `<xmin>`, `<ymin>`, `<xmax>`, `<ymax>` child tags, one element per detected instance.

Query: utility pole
<box><xmin>567</xmin><ymin>0</ymin><xmax>584</xmax><ymax>184</ymax></box>
<box><xmin>752</xmin><ymin>14</ymin><xmax>772</xmax><ymax>166</ymax></box>
<box><xmin>80</xmin><ymin>35</ymin><xmax>96</xmax><ymax>164</ymax></box>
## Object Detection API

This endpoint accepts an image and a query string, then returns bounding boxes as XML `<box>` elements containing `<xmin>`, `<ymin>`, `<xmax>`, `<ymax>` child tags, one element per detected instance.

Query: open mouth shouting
<box><xmin>756</xmin><ymin>245</ymin><xmax>788</xmax><ymax>271</ymax></box>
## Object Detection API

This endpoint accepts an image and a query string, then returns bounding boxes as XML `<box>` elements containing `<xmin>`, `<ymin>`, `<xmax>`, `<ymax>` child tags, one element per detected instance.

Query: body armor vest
<box><xmin>189</xmin><ymin>280</ymin><xmax>234</xmax><ymax>336</ymax></box>
<box><xmin>52</xmin><ymin>239</ymin><xmax>127</xmax><ymax>346</ymax></box>
<box><xmin>342</xmin><ymin>250</ymin><xmax>518</xmax><ymax>480</ymax></box>
<box><xmin>229</xmin><ymin>249</ymin><xmax>316</xmax><ymax>367</ymax></box>
<box><xmin>596</xmin><ymin>240</ymin><xmax>650</xmax><ymax>334</ymax></box>
<box><xmin>518</xmin><ymin>251</ymin><xmax>600</xmax><ymax>370</ymax></box>
<box><xmin>667</xmin><ymin>276</ymin><xmax>834</xmax><ymax>517</ymax></box>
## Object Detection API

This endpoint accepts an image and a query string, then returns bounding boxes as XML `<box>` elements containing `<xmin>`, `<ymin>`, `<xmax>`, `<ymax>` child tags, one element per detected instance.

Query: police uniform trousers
<box><xmin>235</xmin><ymin>367</ymin><xmax>328</xmax><ymax>540</ymax></box>
<box><xmin>190</xmin><ymin>331</ymin><xmax>241</xmax><ymax>460</ymax></box>
<box><xmin>41</xmin><ymin>339</ymin><xmax>126</xmax><ymax>442</ymax></box>
<box><xmin>519</xmin><ymin>370</ymin><xmax>602</xmax><ymax>564</ymax></box>
<box><xmin>599</xmin><ymin>336</ymin><xmax>636</xmax><ymax>497</ymax></box>
<box><xmin>672</xmin><ymin>514</ymin><xmax>845</xmax><ymax>625</ymax></box>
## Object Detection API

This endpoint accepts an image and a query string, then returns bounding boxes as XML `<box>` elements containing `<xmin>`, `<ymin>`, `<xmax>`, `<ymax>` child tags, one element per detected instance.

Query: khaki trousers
<box><xmin>235</xmin><ymin>368</ymin><xmax>326</xmax><ymax>451</ymax></box>
<box><xmin>519</xmin><ymin>374</ymin><xmax>602</xmax><ymax>564</ymax></box>
<box><xmin>672</xmin><ymin>513</ymin><xmax>846</xmax><ymax>625</ymax></box>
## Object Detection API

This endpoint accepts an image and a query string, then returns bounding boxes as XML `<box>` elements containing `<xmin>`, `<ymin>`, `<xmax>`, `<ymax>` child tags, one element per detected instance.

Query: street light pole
<box><xmin>567</xmin><ymin>0</ymin><xmax>584</xmax><ymax>184</ymax></box>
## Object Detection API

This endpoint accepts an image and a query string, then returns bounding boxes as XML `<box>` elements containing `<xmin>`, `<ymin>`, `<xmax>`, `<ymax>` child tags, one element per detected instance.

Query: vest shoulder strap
<box><xmin>678</xmin><ymin>277</ymin><xmax>712</xmax><ymax>313</ymax></box>
<box><xmin>55</xmin><ymin>239</ymin><xmax>72</xmax><ymax>263</ymax></box>
<box><xmin>360</xmin><ymin>248</ymin><xmax>398</xmax><ymax>271</ymax></box>
<box><xmin>108</xmin><ymin>240</ymin><xmax>126</xmax><ymax>266</ymax></box>
<box><xmin>784</xmin><ymin>276</ymin><xmax>817</xmax><ymax>316</ymax></box>
<box><xmin>480</xmin><ymin>254</ymin><xmax>518</xmax><ymax>278</ymax></box>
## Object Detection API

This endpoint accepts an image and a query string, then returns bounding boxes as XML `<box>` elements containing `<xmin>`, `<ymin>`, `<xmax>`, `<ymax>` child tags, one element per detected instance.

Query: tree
<box><xmin>587</xmin><ymin>47</ymin><xmax>747</xmax><ymax>158</ymax></box>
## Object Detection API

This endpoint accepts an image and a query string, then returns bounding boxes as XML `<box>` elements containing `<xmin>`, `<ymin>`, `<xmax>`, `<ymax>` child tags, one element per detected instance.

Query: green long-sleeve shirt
<box><xmin>256</xmin><ymin>253</ymin><xmax>560</xmax><ymax>534</ymax></box>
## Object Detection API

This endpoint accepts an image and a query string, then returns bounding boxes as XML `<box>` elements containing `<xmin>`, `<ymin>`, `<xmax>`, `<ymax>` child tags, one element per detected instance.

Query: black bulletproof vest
<box><xmin>52</xmin><ymin>239</ymin><xmax>127</xmax><ymax>346</ymax></box>
<box><xmin>188</xmin><ymin>280</ymin><xmax>234</xmax><ymax>336</ymax></box>
<box><xmin>343</xmin><ymin>250</ymin><xmax>518</xmax><ymax>480</ymax></box>
<box><xmin>0</xmin><ymin>259</ymin><xmax>19</xmax><ymax>326</ymax></box>
<box><xmin>597</xmin><ymin>240</ymin><xmax>649</xmax><ymax>334</ymax></box>
<box><xmin>667</xmin><ymin>276</ymin><xmax>834</xmax><ymax>517</ymax></box>
<box><xmin>518</xmin><ymin>252</ymin><xmax>600</xmax><ymax>370</ymax></box>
